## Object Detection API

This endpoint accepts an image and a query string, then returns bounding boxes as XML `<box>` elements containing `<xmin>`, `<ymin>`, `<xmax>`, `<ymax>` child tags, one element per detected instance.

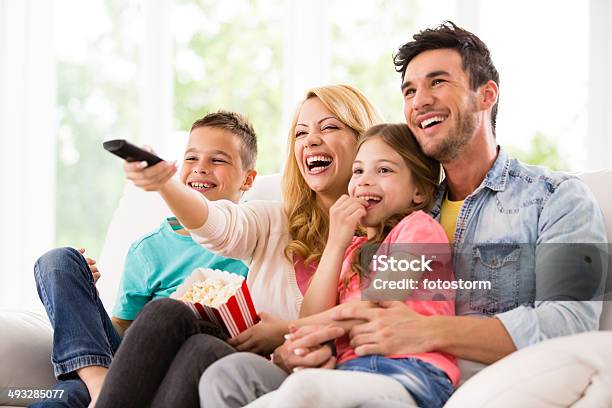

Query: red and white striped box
<box><xmin>171</xmin><ymin>268</ymin><xmax>259</xmax><ymax>337</ymax></box>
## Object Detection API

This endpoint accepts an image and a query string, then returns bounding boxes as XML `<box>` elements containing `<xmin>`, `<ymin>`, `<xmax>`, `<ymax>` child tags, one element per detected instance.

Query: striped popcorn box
<box><xmin>170</xmin><ymin>268</ymin><xmax>259</xmax><ymax>337</ymax></box>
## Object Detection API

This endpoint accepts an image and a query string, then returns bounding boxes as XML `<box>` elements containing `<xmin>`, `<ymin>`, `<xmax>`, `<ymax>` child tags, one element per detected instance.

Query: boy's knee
<box><xmin>34</xmin><ymin>247</ymin><xmax>84</xmax><ymax>282</ymax></box>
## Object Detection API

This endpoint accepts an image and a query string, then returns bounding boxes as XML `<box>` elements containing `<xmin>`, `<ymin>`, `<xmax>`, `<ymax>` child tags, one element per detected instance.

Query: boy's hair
<box><xmin>349</xmin><ymin>123</ymin><xmax>441</xmax><ymax>286</ymax></box>
<box><xmin>190</xmin><ymin>110</ymin><xmax>258</xmax><ymax>169</ymax></box>
<box><xmin>394</xmin><ymin>21</ymin><xmax>500</xmax><ymax>135</ymax></box>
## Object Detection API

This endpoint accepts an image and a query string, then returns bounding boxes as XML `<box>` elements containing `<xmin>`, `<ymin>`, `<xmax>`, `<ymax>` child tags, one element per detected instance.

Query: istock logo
<box><xmin>371</xmin><ymin>254</ymin><xmax>434</xmax><ymax>272</ymax></box>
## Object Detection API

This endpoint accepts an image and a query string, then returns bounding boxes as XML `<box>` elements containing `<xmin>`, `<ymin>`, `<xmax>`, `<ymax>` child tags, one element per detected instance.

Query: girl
<box><xmin>247</xmin><ymin>123</ymin><xmax>458</xmax><ymax>408</ymax></box>
<box><xmin>95</xmin><ymin>85</ymin><xmax>383</xmax><ymax>408</ymax></box>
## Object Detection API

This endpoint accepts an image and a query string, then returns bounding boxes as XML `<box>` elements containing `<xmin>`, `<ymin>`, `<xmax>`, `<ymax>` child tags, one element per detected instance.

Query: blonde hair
<box><xmin>282</xmin><ymin>84</ymin><xmax>383</xmax><ymax>265</ymax></box>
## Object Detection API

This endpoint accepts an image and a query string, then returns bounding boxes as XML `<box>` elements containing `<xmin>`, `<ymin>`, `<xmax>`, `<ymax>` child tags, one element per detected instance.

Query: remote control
<box><xmin>103</xmin><ymin>139</ymin><xmax>163</xmax><ymax>166</ymax></box>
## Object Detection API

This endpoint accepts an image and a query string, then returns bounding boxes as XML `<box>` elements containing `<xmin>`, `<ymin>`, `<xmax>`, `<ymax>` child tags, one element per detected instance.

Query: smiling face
<box><xmin>401</xmin><ymin>48</ymin><xmax>479</xmax><ymax>163</ymax></box>
<box><xmin>348</xmin><ymin>136</ymin><xmax>423</xmax><ymax>228</ymax></box>
<box><xmin>179</xmin><ymin>126</ymin><xmax>252</xmax><ymax>203</ymax></box>
<box><xmin>293</xmin><ymin>97</ymin><xmax>358</xmax><ymax>200</ymax></box>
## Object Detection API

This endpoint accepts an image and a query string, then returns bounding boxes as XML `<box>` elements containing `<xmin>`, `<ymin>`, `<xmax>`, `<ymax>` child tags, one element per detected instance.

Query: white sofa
<box><xmin>1</xmin><ymin>172</ymin><xmax>610</xmax><ymax>407</ymax></box>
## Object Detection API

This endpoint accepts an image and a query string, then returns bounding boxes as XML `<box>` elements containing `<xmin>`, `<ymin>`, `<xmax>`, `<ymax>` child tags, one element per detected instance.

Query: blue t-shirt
<box><xmin>112</xmin><ymin>217</ymin><xmax>249</xmax><ymax>320</ymax></box>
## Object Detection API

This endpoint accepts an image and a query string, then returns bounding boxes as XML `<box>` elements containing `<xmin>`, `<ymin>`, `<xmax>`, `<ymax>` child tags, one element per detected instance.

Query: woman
<box><xmin>95</xmin><ymin>84</ymin><xmax>382</xmax><ymax>408</ymax></box>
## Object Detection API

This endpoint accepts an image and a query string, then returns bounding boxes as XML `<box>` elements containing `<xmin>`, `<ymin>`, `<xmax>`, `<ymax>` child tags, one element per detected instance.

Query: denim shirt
<box><xmin>430</xmin><ymin>147</ymin><xmax>608</xmax><ymax>349</ymax></box>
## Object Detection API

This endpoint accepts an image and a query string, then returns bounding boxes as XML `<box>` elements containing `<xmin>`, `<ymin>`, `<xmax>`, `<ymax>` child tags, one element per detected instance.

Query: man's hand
<box><xmin>227</xmin><ymin>312</ymin><xmax>288</xmax><ymax>355</ymax></box>
<box><xmin>272</xmin><ymin>324</ymin><xmax>345</xmax><ymax>374</ymax></box>
<box><xmin>332</xmin><ymin>300</ymin><xmax>439</xmax><ymax>356</ymax></box>
<box><xmin>78</xmin><ymin>248</ymin><xmax>101</xmax><ymax>284</ymax></box>
<box><xmin>123</xmin><ymin>148</ymin><xmax>177</xmax><ymax>192</ymax></box>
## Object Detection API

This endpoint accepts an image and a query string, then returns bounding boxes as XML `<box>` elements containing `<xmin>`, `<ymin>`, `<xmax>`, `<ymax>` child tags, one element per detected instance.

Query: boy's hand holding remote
<box><xmin>123</xmin><ymin>157</ymin><xmax>178</xmax><ymax>192</ymax></box>
<box><xmin>122</xmin><ymin>152</ymin><xmax>211</xmax><ymax>231</ymax></box>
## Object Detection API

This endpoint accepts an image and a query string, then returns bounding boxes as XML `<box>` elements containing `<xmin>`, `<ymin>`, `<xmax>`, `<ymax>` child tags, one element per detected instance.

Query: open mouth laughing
<box><xmin>305</xmin><ymin>154</ymin><xmax>333</xmax><ymax>175</ymax></box>
<box><xmin>188</xmin><ymin>181</ymin><xmax>217</xmax><ymax>192</ymax></box>
<box><xmin>356</xmin><ymin>194</ymin><xmax>382</xmax><ymax>209</ymax></box>
<box><xmin>417</xmin><ymin>114</ymin><xmax>448</xmax><ymax>132</ymax></box>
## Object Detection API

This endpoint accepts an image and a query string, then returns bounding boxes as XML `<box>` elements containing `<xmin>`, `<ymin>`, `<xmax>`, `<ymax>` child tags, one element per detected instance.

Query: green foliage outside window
<box><xmin>330</xmin><ymin>0</ymin><xmax>418</xmax><ymax>123</ymax></box>
<box><xmin>174</xmin><ymin>0</ymin><xmax>284</xmax><ymax>175</ymax></box>
<box><xmin>506</xmin><ymin>132</ymin><xmax>571</xmax><ymax>171</ymax></box>
<box><xmin>55</xmin><ymin>1</ymin><xmax>138</xmax><ymax>256</ymax></box>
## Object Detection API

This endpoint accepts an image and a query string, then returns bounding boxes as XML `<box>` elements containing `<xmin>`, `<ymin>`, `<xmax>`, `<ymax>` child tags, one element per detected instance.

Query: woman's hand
<box><xmin>272</xmin><ymin>324</ymin><xmax>345</xmax><ymax>374</ymax></box>
<box><xmin>227</xmin><ymin>312</ymin><xmax>288</xmax><ymax>355</ymax></box>
<box><xmin>328</xmin><ymin>195</ymin><xmax>367</xmax><ymax>248</ymax></box>
<box><xmin>122</xmin><ymin>148</ymin><xmax>177</xmax><ymax>192</ymax></box>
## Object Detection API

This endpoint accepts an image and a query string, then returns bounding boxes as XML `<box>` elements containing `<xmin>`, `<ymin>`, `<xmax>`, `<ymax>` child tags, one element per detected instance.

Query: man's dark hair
<box><xmin>191</xmin><ymin>110</ymin><xmax>257</xmax><ymax>169</ymax></box>
<box><xmin>394</xmin><ymin>21</ymin><xmax>500</xmax><ymax>135</ymax></box>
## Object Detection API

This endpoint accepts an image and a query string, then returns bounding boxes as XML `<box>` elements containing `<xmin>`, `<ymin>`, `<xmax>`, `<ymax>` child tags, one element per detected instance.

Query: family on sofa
<box><xmin>31</xmin><ymin>22</ymin><xmax>608</xmax><ymax>408</ymax></box>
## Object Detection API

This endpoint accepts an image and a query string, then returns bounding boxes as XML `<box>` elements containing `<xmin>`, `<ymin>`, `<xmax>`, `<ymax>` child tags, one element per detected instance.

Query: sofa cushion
<box><xmin>0</xmin><ymin>310</ymin><xmax>54</xmax><ymax>406</ymax></box>
<box><xmin>445</xmin><ymin>331</ymin><xmax>612</xmax><ymax>407</ymax></box>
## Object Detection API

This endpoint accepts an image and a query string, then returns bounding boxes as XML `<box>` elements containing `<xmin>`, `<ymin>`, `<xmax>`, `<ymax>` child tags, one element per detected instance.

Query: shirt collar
<box><xmin>480</xmin><ymin>145</ymin><xmax>510</xmax><ymax>193</ymax></box>
<box><xmin>430</xmin><ymin>145</ymin><xmax>509</xmax><ymax>219</ymax></box>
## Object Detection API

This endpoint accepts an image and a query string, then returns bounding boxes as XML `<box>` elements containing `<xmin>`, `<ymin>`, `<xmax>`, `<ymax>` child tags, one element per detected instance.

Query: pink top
<box><xmin>294</xmin><ymin>258</ymin><xmax>316</xmax><ymax>296</ymax></box>
<box><xmin>336</xmin><ymin>210</ymin><xmax>460</xmax><ymax>386</ymax></box>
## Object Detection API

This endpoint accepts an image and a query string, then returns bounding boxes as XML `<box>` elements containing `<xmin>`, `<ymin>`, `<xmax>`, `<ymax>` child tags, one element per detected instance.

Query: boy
<box><xmin>32</xmin><ymin>110</ymin><xmax>257</xmax><ymax>408</ymax></box>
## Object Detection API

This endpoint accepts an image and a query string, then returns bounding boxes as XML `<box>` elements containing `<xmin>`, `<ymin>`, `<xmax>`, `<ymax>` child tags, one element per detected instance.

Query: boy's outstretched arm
<box><xmin>123</xmin><ymin>160</ymin><xmax>210</xmax><ymax>229</ymax></box>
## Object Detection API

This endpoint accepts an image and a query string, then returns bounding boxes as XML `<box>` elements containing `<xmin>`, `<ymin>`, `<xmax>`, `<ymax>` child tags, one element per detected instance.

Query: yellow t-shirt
<box><xmin>440</xmin><ymin>193</ymin><xmax>464</xmax><ymax>243</ymax></box>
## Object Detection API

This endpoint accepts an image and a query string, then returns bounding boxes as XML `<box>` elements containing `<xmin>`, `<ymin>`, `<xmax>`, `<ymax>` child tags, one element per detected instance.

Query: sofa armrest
<box><xmin>0</xmin><ymin>310</ymin><xmax>55</xmax><ymax>406</ymax></box>
<box><xmin>445</xmin><ymin>331</ymin><xmax>612</xmax><ymax>407</ymax></box>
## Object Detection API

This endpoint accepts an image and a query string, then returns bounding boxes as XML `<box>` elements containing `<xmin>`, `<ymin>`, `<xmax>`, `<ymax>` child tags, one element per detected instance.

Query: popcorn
<box><xmin>179</xmin><ymin>278</ymin><xmax>241</xmax><ymax>308</ymax></box>
<box><xmin>171</xmin><ymin>268</ymin><xmax>258</xmax><ymax>337</ymax></box>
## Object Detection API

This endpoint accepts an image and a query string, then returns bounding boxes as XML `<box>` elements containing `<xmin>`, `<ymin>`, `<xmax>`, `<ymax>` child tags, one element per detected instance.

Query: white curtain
<box><xmin>588</xmin><ymin>0</ymin><xmax>612</xmax><ymax>170</ymax></box>
<box><xmin>0</xmin><ymin>0</ymin><xmax>56</xmax><ymax>311</ymax></box>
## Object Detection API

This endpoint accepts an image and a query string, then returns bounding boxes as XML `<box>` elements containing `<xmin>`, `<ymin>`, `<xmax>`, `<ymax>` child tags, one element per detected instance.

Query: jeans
<box><xmin>28</xmin><ymin>379</ymin><xmax>89</xmax><ymax>408</ymax></box>
<box><xmin>338</xmin><ymin>356</ymin><xmax>454</xmax><ymax>408</ymax></box>
<box><xmin>95</xmin><ymin>298</ymin><xmax>233</xmax><ymax>408</ymax></box>
<box><xmin>32</xmin><ymin>247</ymin><xmax>122</xmax><ymax>408</ymax></box>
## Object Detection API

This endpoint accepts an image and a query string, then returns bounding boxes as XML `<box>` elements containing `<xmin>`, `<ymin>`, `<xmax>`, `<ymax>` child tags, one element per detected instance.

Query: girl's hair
<box><xmin>348</xmin><ymin>123</ymin><xmax>442</xmax><ymax>286</ymax></box>
<box><xmin>283</xmin><ymin>84</ymin><xmax>383</xmax><ymax>265</ymax></box>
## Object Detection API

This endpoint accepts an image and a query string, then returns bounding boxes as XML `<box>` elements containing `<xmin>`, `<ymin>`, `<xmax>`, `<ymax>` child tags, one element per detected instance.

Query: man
<box><xmin>199</xmin><ymin>22</ymin><xmax>607</xmax><ymax>407</ymax></box>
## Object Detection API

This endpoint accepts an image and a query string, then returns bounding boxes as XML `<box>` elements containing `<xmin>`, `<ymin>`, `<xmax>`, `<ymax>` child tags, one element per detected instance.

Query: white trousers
<box><xmin>243</xmin><ymin>368</ymin><xmax>417</xmax><ymax>408</ymax></box>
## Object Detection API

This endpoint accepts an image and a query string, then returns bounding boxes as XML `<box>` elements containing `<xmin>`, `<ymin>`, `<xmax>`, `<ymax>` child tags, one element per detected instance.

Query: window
<box><xmin>54</xmin><ymin>0</ymin><xmax>142</xmax><ymax>255</ymax></box>
<box><xmin>173</xmin><ymin>0</ymin><xmax>285</xmax><ymax>174</ymax></box>
<box><xmin>1</xmin><ymin>0</ymin><xmax>609</xmax><ymax>310</ymax></box>
<box><xmin>478</xmin><ymin>0</ymin><xmax>590</xmax><ymax>170</ymax></box>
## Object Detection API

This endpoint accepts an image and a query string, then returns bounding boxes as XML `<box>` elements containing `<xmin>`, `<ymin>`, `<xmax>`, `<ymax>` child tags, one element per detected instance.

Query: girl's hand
<box><xmin>78</xmin><ymin>248</ymin><xmax>100</xmax><ymax>284</ymax></box>
<box><xmin>123</xmin><ymin>147</ymin><xmax>177</xmax><ymax>192</ymax></box>
<box><xmin>227</xmin><ymin>312</ymin><xmax>288</xmax><ymax>355</ymax></box>
<box><xmin>328</xmin><ymin>195</ymin><xmax>367</xmax><ymax>247</ymax></box>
